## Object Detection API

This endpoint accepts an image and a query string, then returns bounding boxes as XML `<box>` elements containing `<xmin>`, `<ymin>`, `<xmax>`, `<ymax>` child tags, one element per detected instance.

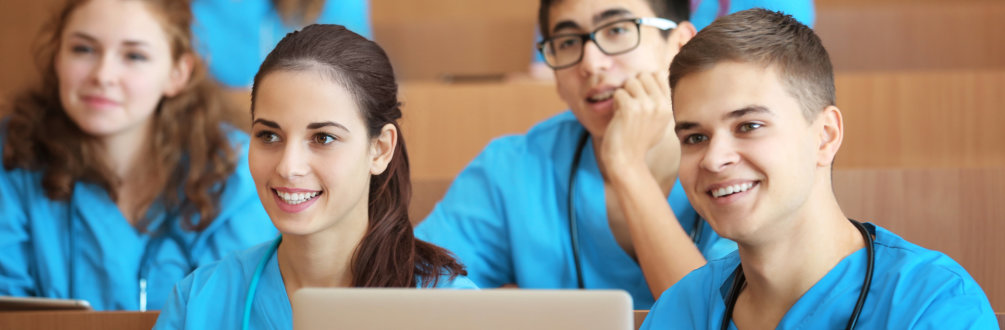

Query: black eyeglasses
<box><xmin>537</xmin><ymin>17</ymin><xmax>677</xmax><ymax>70</ymax></box>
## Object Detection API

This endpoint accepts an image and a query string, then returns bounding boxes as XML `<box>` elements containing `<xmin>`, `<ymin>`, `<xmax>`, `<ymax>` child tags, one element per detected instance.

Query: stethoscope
<box><xmin>720</xmin><ymin>219</ymin><xmax>875</xmax><ymax>330</ymax></box>
<box><xmin>242</xmin><ymin>235</ymin><xmax>282</xmax><ymax>330</ymax></box>
<box><xmin>65</xmin><ymin>197</ymin><xmax>197</xmax><ymax>311</ymax></box>
<box><xmin>567</xmin><ymin>130</ymin><xmax>702</xmax><ymax>289</ymax></box>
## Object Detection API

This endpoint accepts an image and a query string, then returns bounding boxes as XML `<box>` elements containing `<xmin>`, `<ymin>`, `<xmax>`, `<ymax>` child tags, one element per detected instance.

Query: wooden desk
<box><xmin>634</xmin><ymin>310</ymin><xmax>648</xmax><ymax>329</ymax></box>
<box><xmin>0</xmin><ymin>311</ymin><xmax>158</xmax><ymax>329</ymax></box>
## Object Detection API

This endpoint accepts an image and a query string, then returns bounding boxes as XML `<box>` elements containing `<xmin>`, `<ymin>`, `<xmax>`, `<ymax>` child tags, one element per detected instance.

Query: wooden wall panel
<box><xmin>834</xmin><ymin>69</ymin><xmax>1005</xmax><ymax>168</ymax></box>
<box><xmin>833</xmin><ymin>167</ymin><xmax>1005</xmax><ymax>312</ymax></box>
<box><xmin>0</xmin><ymin>0</ymin><xmax>62</xmax><ymax>103</ymax></box>
<box><xmin>370</xmin><ymin>0</ymin><xmax>539</xmax><ymax>80</ymax></box>
<box><xmin>816</xmin><ymin>0</ymin><xmax>1005</xmax><ymax>72</ymax></box>
<box><xmin>399</xmin><ymin>79</ymin><xmax>566</xmax><ymax>181</ymax></box>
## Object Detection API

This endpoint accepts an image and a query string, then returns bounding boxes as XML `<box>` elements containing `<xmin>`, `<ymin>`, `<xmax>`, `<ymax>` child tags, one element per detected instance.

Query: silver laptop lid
<box><xmin>292</xmin><ymin>288</ymin><xmax>633</xmax><ymax>330</ymax></box>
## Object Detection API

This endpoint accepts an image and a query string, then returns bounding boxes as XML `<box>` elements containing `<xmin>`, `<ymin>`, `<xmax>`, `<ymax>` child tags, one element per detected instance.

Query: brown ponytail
<box><xmin>251</xmin><ymin>24</ymin><xmax>465</xmax><ymax>287</ymax></box>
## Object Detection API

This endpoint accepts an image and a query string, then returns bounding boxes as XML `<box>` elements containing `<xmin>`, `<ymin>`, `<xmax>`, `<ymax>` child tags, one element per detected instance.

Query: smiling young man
<box><xmin>415</xmin><ymin>0</ymin><xmax>736</xmax><ymax>309</ymax></box>
<box><xmin>641</xmin><ymin>9</ymin><xmax>997</xmax><ymax>328</ymax></box>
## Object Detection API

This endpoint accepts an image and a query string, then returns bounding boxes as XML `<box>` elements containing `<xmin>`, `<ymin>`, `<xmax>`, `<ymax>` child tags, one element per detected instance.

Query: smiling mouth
<box><xmin>587</xmin><ymin>90</ymin><xmax>615</xmax><ymax>103</ymax></box>
<box><xmin>274</xmin><ymin>189</ymin><xmax>322</xmax><ymax>205</ymax></box>
<box><xmin>709</xmin><ymin>182</ymin><xmax>758</xmax><ymax>198</ymax></box>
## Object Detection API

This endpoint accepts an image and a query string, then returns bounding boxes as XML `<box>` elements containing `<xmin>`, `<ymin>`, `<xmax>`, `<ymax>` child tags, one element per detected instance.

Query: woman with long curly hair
<box><xmin>0</xmin><ymin>0</ymin><xmax>276</xmax><ymax>311</ymax></box>
<box><xmin>154</xmin><ymin>24</ymin><xmax>473</xmax><ymax>329</ymax></box>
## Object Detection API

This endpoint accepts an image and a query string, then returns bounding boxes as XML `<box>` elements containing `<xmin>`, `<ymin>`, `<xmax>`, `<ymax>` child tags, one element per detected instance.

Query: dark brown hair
<box><xmin>538</xmin><ymin>0</ymin><xmax>690</xmax><ymax>39</ymax></box>
<box><xmin>2</xmin><ymin>0</ymin><xmax>237</xmax><ymax>231</ymax></box>
<box><xmin>251</xmin><ymin>24</ymin><xmax>466</xmax><ymax>287</ymax></box>
<box><xmin>669</xmin><ymin>8</ymin><xmax>835</xmax><ymax>120</ymax></box>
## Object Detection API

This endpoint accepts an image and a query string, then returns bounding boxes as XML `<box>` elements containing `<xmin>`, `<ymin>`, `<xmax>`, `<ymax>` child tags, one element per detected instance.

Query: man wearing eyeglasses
<box><xmin>416</xmin><ymin>0</ymin><xmax>735</xmax><ymax>309</ymax></box>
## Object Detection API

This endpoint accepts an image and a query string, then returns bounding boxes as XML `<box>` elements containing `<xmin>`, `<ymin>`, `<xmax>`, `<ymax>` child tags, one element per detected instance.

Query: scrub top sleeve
<box><xmin>192</xmin><ymin>145</ymin><xmax>276</xmax><ymax>266</ymax></box>
<box><xmin>911</xmin><ymin>282</ymin><xmax>999</xmax><ymax>329</ymax></box>
<box><xmin>415</xmin><ymin>141</ymin><xmax>516</xmax><ymax>288</ymax></box>
<box><xmin>152</xmin><ymin>274</ymin><xmax>193</xmax><ymax>329</ymax></box>
<box><xmin>0</xmin><ymin>147</ymin><xmax>36</xmax><ymax>296</ymax></box>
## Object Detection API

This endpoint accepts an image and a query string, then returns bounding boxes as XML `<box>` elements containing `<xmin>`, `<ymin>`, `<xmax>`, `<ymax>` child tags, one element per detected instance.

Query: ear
<box><xmin>816</xmin><ymin>105</ymin><xmax>844</xmax><ymax>167</ymax></box>
<box><xmin>665</xmin><ymin>21</ymin><xmax>697</xmax><ymax>62</ymax></box>
<box><xmin>164</xmin><ymin>53</ymin><xmax>194</xmax><ymax>97</ymax></box>
<box><xmin>369</xmin><ymin>123</ymin><xmax>398</xmax><ymax>175</ymax></box>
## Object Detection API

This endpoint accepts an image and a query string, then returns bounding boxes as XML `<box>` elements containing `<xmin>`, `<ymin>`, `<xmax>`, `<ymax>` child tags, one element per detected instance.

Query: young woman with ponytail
<box><xmin>154</xmin><ymin>24</ymin><xmax>474</xmax><ymax>329</ymax></box>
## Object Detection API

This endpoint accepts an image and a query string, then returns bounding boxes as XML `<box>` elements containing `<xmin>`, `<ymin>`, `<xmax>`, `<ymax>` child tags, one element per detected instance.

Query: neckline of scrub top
<box><xmin>718</xmin><ymin>224</ymin><xmax>874</xmax><ymax>329</ymax></box>
<box><xmin>250</xmin><ymin>240</ymin><xmax>294</xmax><ymax>327</ymax></box>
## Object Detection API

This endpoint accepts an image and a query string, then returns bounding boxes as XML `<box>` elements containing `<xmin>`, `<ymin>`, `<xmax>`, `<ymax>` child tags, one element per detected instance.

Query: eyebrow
<box><xmin>252</xmin><ymin>119</ymin><xmax>350</xmax><ymax>132</ymax></box>
<box><xmin>551</xmin><ymin>8</ymin><xmax>634</xmax><ymax>34</ymax></box>
<box><xmin>307</xmin><ymin>121</ymin><xmax>349</xmax><ymax>132</ymax></box>
<box><xmin>68</xmin><ymin>32</ymin><xmax>149</xmax><ymax>47</ymax></box>
<box><xmin>674</xmin><ymin>105</ymin><xmax>774</xmax><ymax>133</ymax></box>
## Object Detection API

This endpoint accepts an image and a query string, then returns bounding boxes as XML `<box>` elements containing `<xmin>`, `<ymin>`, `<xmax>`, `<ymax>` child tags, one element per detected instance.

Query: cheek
<box><xmin>554</xmin><ymin>71</ymin><xmax>580</xmax><ymax>103</ymax></box>
<box><xmin>124</xmin><ymin>71</ymin><xmax>169</xmax><ymax>105</ymax></box>
<box><xmin>248</xmin><ymin>147</ymin><xmax>275</xmax><ymax>186</ymax></box>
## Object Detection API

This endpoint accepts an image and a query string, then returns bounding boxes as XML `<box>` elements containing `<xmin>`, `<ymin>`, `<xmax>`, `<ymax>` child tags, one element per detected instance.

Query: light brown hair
<box><xmin>669</xmin><ymin>8</ymin><xmax>835</xmax><ymax>120</ymax></box>
<box><xmin>2</xmin><ymin>0</ymin><xmax>237</xmax><ymax>231</ymax></box>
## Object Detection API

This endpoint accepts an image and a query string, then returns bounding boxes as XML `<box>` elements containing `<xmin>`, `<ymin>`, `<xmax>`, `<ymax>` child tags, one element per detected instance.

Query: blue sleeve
<box><xmin>641</xmin><ymin>264</ymin><xmax>717</xmax><ymax>330</ymax></box>
<box><xmin>414</xmin><ymin>139</ymin><xmax>516</xmax><ymax>289</ymax></box>
<box><xmin>152</xmin><ymin>274</ymin><xmax>194</xmax><ymax>330</ymax></box>
<box><xmin>428</xmin><ymin>274</ymin><xmax>480</xmax><ymax>290</ymax></box>
<box><xmin>192</xmin><ymin>133</ymin><xmax>277</xmax><ymax>265</ymax></box>
<box><xmin>911</xmin><ymin>279</ymin><xmax>999</xmax><ymax>329</ymax></box>
<box><xmin>691</xmin><ymin>0</ymin><xmax>815</xmax><ymax>30</ymax></box>
<box><xmin>318</xmin><ymin>0</ymin><xmax>372</xmax><ymax>39</ymax></box>
<box><xmin>0</xmin><ymin>130</ymin><xmax>37</xmax><ymax>296</ymax></box>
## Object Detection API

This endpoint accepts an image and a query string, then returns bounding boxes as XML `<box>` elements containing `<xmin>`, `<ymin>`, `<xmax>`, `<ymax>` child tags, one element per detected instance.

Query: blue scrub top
<box><xmin>641</xmin><ymin>223</ymin><xmax>998</xmax><ymax>329</ymax></box>
<box><xmin>191</xmin><ymin>0</ymin><xmax>372</xmax><ymax>88</ymax></box>
<box><xmin>153</xmin><ymin>238</ymin><xmax>477</xmax><ymax>329</ymax></box>
<box><xmin>415</xmin><ymin>111</ymin><xmax>736</xmax><ymax>309</ymax></box>
<box><xmin>690</xmin><ymin>0</ymin><xmax>815</xmax><ymax>31</ymax></box>
<box><xmin>0</xmin><ymin>122</ymin><xmax>278</xmax><ymax>311</ymax></box>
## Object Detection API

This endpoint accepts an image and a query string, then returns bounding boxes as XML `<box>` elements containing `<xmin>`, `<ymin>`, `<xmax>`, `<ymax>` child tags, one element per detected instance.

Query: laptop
<box><xmin>292</xmin><ymin>289</ymin><xmax>633</xmax><ymax>330</ymax></box>
<box><xmin>0</xmin><ymin>296</ymin><xmax>92</xmax><ymax>311</ymax></box>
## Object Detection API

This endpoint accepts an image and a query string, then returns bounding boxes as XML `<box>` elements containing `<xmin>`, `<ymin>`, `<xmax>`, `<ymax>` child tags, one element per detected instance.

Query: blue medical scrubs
<box><xmin>641</xmin><ymin>223</ymin><xmax>998</xmax><ymax>329</ymax></box>
<box><xmin>0</xmin><ymin>122</ymin><xmax>278</xmax><ymax>311</ymax></box>
<box><xmin>191</xmin><ymin>0</ymin><xmax>372</xmax><ymax>88</ymax></box>
<box><xmin>415</xmin><ymin>111</ymin><xmax>736</xmax><ymax>309</ymax></box>
<box><xmin>153</xmin><ymin>237</ymin><xmax>477</xmax><ymax>329</ymax></box>
<box><xmin>690</xmin><ymin>0</ymin><xmax>816</xmax><ymax>31</ymax></box>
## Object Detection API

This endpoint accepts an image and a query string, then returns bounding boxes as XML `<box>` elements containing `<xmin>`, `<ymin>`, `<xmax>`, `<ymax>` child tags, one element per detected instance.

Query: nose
<box><xmin>89</xmin><ymin>53</ymin><xmax>119</xmax><ymax>87</ymax></box>
<box><xmin>276</xmin><ymin>142</ymin><xmax>310</xmax><ymax>179</ymax></box>
<box><xmin>699</xmin><ymin>135</ymin><xmax>739</xmax><ymax>173</ymax></box>
<box><xmin>577</xmin><ymin>40</ymin><xmax>612</xmax><ymax>77</ymax></box>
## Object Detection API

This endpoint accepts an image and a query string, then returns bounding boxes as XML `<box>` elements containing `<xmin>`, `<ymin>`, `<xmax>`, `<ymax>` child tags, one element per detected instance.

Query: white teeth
<box><xmin>276</xmin><ymin>190</ymin><xmax>320</xmax><ymax>205</ymax></box>
<box><xmin>589</xmin><ymin>90</ymin><xmax>614</xmax><ymax>102</ymax></box>
<box><xmin>711</xmin><ymin>182</ymin><xmax>755</xmax><ymax>198</ymax></box>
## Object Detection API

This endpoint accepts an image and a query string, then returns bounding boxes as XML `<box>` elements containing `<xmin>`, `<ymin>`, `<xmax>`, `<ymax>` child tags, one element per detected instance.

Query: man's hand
<box><xmin>600</xmin><ymin>72</ymin><xmax>679</xmax><ymax>179</ymax></box>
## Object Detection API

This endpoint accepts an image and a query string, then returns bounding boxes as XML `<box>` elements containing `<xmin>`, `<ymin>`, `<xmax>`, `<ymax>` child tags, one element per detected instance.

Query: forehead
<box><xmin>674</xmin><ymin>62</ymin><xmax>801</xmax><ymax>123</ymax></box>
<box><xmin>65</xmin><ymin>0</ymin><xmax>169</xmax><ymax>43</ymax></box>
<box><xmin>254</xmin><ymin>70</ymin><xmax>364</xmax><ymax>129</ymax></box>
<box><xmin>547</xmin><ymin>0</ymin><xmax>655</xmax><ymax>31</ymax></box>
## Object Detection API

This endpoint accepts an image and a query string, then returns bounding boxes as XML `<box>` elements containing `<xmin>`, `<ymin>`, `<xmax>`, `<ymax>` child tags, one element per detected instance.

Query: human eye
<box><xmin>70</xmin><ymin>44</ymin><xmax>94</xmax><ymax>55</ymax></box>
<box><xmin>682</xmin><ymin>134</ymin><xmax>708</xmax><ymax>145</ymax></box>
<box><xmin>125</xmin><ymin>51</ymin><xmax>149</xmax><ymax>62</ymax></box>
<box><xmin>737</xmin><ymin>122</ymin><xmax>764</xmax><ymax>133</ymax></box>
<box><xmin>254</xmin><ymin>130</ymin><xmax>281</xmax><ymax>144</ymax></box>
<box><xmin>602</xmin><ymin>21</ymin><xmax>634</xmax><ymax>37</ymax></box>
<box><xmin>312</xmin><ymin>133</ymin><xmax>337</xmax><ymax>145</ymax></box>
<box><xmin>555</xmin><ymin>36</ymin><xmax>581</xmax><ymax>51</ymax></box>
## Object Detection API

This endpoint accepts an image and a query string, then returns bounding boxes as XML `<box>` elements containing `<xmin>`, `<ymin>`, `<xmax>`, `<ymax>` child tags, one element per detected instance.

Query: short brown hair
<box><xmin>669</xmin><ymin>8</ymin><xmax>835</xmax><ymax>120</ymax></box>
<box><xmin>538</xmin><ymin>0</ymin><xmax>689</xmax><ymax>39</ymax></box>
